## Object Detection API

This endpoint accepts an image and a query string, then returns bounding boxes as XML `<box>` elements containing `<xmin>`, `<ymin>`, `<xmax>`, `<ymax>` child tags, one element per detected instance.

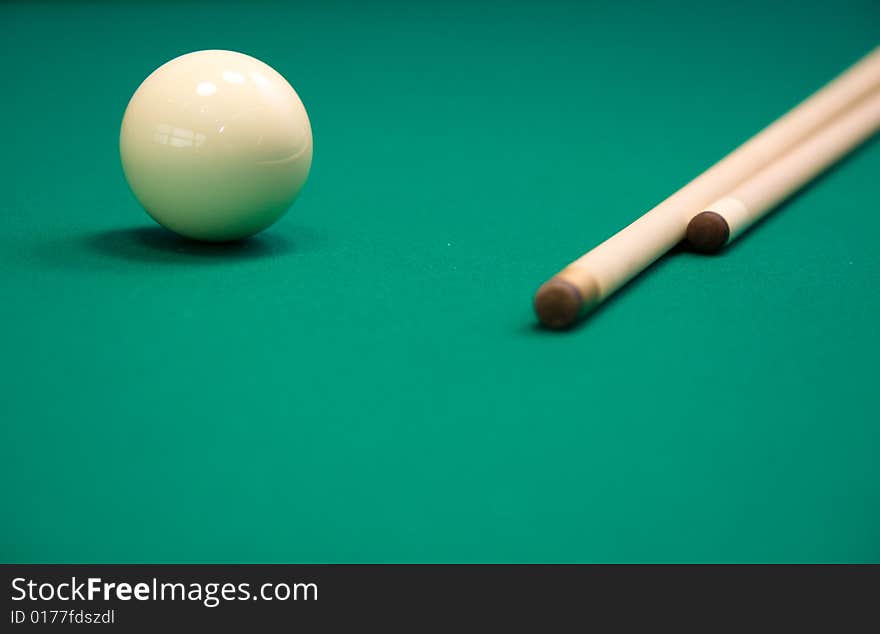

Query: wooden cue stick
<box><xmin>686</xmin><ymin>90</ymin><xmax>880</xmax><ymax>253</ymax></box>
<box><xmin>534</xmin><ymin>45</ymin><xmax>880</xmax><ymax>329</ymax></box>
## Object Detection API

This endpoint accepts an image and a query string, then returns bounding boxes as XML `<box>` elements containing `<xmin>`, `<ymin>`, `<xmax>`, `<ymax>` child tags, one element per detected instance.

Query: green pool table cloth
<box><xmin>1</xmin><ymin>0</ymin><xmax>878</xmax><ymax>563</ymax></box>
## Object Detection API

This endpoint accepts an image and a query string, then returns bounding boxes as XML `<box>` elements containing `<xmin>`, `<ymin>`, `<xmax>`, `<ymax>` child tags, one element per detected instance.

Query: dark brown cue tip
<box><xmin>534</xmin><ymin>279</ymin><xmax>583</xmax><ymax>330</ymax></box>
<box><xmin>686</xmin><ymin>211</ymin><xmax>730</xmax><ymax>254</ymax></box>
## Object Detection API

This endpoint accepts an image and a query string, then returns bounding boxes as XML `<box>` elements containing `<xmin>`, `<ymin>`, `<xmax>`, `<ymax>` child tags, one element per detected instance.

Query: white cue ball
<box><xmin>119</xmin><ymin>50</ymin><xmax>313</xmax><ymax>241</ymax></box>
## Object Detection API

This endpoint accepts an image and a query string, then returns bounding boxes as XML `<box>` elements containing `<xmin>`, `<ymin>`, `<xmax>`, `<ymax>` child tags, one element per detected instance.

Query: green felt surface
<box><xmin>1</xmin><ymin>0</ymin><xmax>878</xmax><ymax>563</ymax></box>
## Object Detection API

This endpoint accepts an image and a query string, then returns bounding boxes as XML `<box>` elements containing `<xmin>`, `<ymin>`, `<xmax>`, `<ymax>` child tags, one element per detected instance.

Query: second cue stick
<box><xmin>534</xmin><ymin>45</ymin><xmax>880</xmax><ymax>329</ymax></box>
<box><xmin>687</xmin><ymin>90</ymin><xmax>880</xmax><ymax>253</ymax></box>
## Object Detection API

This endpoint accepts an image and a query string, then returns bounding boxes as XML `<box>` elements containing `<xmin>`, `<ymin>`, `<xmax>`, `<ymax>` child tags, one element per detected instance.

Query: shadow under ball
<box><xmin>120</xmin><ymin>50</ymin><xmax>313</xmax><ymax>242</ymax></box>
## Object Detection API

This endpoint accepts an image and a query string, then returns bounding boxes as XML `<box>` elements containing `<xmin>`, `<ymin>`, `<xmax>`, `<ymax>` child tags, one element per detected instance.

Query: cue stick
<box><xmin>687</xmin><ymin>90</ymin><xmax>880</xmax><ymax>253</ymax></box>
<box><xmin>534</xmin><ymin>45</ymin><xmax>880</xmax><ymax>329</ymax></box>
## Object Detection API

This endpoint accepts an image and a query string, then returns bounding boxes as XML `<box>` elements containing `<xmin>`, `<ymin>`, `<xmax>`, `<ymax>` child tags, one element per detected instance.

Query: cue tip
<box><xmin>686</xmin><ymin>211</ymin><xmax>730</xmax><ymax>254</ymax></box>
<box><xmin>534</xmin><ymin>278</ymin><xmax>593</xmax><ymax>330</ymax></box>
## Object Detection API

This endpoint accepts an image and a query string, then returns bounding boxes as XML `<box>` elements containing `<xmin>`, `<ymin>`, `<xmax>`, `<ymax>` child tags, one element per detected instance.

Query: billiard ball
<box><xmin>119</xmin><ymin>50</ymin><xmax>313</xmax><ymax>241</ymax></box>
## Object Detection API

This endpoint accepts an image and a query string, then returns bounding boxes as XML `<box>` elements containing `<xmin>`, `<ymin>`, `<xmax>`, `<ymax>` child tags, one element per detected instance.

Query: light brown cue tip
<box><xmin>534</xmin><ymin>278</ymin><xmax>590</xmax><ymax>330</ymax></box>
<box><xmin>686</xmin><ymin>211</ymin><xmax>730</xmax><ymax>254</ymax></box>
